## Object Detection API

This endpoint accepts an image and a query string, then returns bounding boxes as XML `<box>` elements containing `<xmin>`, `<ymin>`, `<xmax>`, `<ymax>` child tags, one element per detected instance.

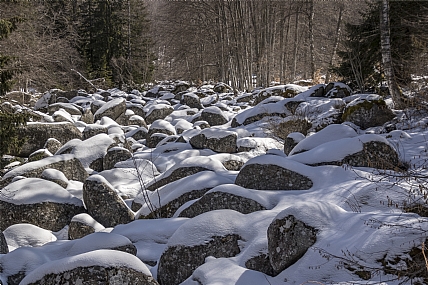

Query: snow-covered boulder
<box><xmin>253</xmin><ymin>84</ymin><xmax>307</xmax><ymax>106</ymax></box>
<box><xmin>48</xmin><ymin>102</ymin><xmax>82</xmax><ymax>116</ymax></box>
<box><xmin>342</xmin><ymin>94</ymin><xmax>395</xmax><ymax>129</ymax></box>
<box><xmin>283</xmin><ymin>132</ymin><xmax>305</xmax><ymax>155</ymax></box>
<box><xmin>143</xmin><ymin>102</ymin><xmax>174</xmax><ymax>124</ymax></box>
<box><xmin>179</xmin><ymin>185</ymin><xmax>267</xmax><ymax>218</ymax></box>
<box><xmin>181</xmin><ymin>92</ymin><xmax>204</xmax><ymax>109</ymax></box>
<box><xmin>157</xmin><ymin>211</ymin><xmax>242</xmax><ymax>285</ymax></box>
<box><xmin>94</xmin><ymin>97</ymin><xmax>126</xmax><ymax>122</ymax></box>
<box><xmin>82</xmin><ymin>124</ymin><xmax>108</xmax><ymax>140</ymax></box>
<box><xmin>189</xmin><ymin>129</ymin><xmax>238</xmax><ymax>153</ymax></box>
<box><xmin>13</xmin><ymin>122</ymin><xmax>82</xmax><ymax>157</ymax></box>
<box><xmin>324</xmin><ymin>82</ymin><xmax>352</xmax><ymax>98</ymax></box>
<box><xmin>40</xmin><ymin>168</ymin><xmax>69</xmax><ymax>188</ymax></box>
<box><xmin>83</xmin><ymin>175</ymin><xmax>134</xmax><ymax>228</ymax></box>
<box><xmin>268</xmin><ymin>214</ymin><xmax>318</xmax><ymax>276</ymax></box>
<box><xmin>0</xmin><ymin>230</ymin><xmax>8</xmax><ymax>254</ymax></box>
<box><xmin>235</xmin><ymin>155</ymin><xmax>314</xmax><ymax>190</ymax></box>
<box><xmin>3</xmin><ymin>224</ymin><xmax>56</xmax><ymax>251</ymax></box>
<box><xmin>102</xmin><ymin>147</ymin><xmax>132</xmax><ymax>170</ymax></box>
<box><xmin>200</xmin><ymin>106</ymin><xmax>229</xmax><ymax>126</ymax></box>
<box><xmin>68</xmin><ymin>213</ymin><xmax>105</xmax><ymax>240</ymax></box>
<box><xmin>0</xmin><ymin>178</ymin><xmax>85</xmax><ymax>231</ymax></box>
<box><xmin>43</xmin><ymin>138</ymin><xmax>62</xmax><ymax>154</ymax></box>
<box><xmin>80</xmin><ymin>107</ymin><xmax>94</xmax><ymax>124</ymax></box>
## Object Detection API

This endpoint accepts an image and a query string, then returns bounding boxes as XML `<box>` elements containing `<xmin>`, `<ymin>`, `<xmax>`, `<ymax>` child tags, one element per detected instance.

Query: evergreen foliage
<box><xmin>0</xmin><ymin>110</ymin><xmax>28</xmax><ymax>156</ymax></box>
<box><xmin>334</xmin><ymin>1</ymin><xmax>428</xmax><ymax>91</ymax></box>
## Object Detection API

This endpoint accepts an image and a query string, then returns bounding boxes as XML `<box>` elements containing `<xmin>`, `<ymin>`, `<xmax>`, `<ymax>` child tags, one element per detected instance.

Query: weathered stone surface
<box><xmin>158</xmin><ymin>234</ymin><xmax>241</xmax><ymax>285</ymax></box>
<box><xmin>267</xmin><ymin>215</ymin><xmax>317</xmax><ymax>276</ymax></box>
<box><xmin>94</xmin><ymin>98</ymin><xmax>126</xmax><ymax>122</ymax></box>
<box><xmin>80</xmin><ymin>108</ymin><xmax>94</xmax><ymax>124</ymax></box>
<box><xmin>28</xmin><ymin>149</ymin><xmax>52</xmax><ymax>162</ymax></box>
<box><xmin>13</xmin><ymin>122</ymin><xmax>82</xmax><ymax>157</ymax></box>
<box><xmin>179</xmin><ymin>191</ymin><xmax>266</xmax><ymax>218</ymax></box>
<box><xmin>283</xmin><ymin>133</ymin><xmax>305</xmax><ymax>156</ymax></box>
<box><xmin>40</xmin><ymin>168</ymin><xmax>69</xmax><ymax>188</ymax></box>
<box><xmin>181</xmin><ymin>93</ymin><xmax>204</xmax><ymax>109</ymax></box>
<box><xmin>146</xmin><ymin>166</ymin><xmax>209</xmax><ymax>191</ymax></box>
<box><xmin>342</xmin><ymin>97</ymin><xmax>395</xmax><ymax>129</ymax></box>
<box><xmin>144</xmin><ymin>105</ymin><xmax>174</xmax><ymax>124</ymax></box>
<box><xmin>22</xmin><ymin>265</ymin><xmax>158</xmax><ymax>285</ymax></box>
<box><xmin>0</xmin><ymin>200</ymin><xmax>85</xmax><ymax>232</ymax></box>
<box><xmin>103</xmin><ymin>147</ymin><xmax>132</xmax><ymax>170</ymax></box>
<box><xmin>222</xmin><ymin>159</ymin><xmax>244</xmax><ymax>171</ymax></box>
<box><xmin>83</xmin><ymin>176</ymin><xmax>135</xmax><ymax>228</ymax></box>
<box><xmin>0</xmin><ymin>230</ymin><xmax>8</xmax><ymax>254</ymax></box>
<box><xmin>68</xmin><ymin>213</ymin><xmax>104</xmax><ymax>240</ymax></box>
<box><xmin>245</xmin><ymin>253</ymin><xmax>275</xmax><ymax>276</ymax></box>
<box><xmin>2</xmin><ymin>154</ymin><xmax>88</xmax><ymax>184</ymax></box>
<box><xmin>324</xmin><ymin>82</ymin><xmax>351</xmax><ymax>98</ymax></box>
<box><xmin>253</xmin><ymin>85</ymin><xmax>304</xmax><ymax>106</ymax></box>
<box><xmin>48</xmin><ymin>103</ymin><xmax>82</xmax><ymax>116</ymax></box>
<box><xmin>142</xmin><ymin>189</ymin><xmax>211</xmax><ymax>219</ymax></box>
<box><xmin>82</xmin><ymin>125</ymin><xmax>108</xmax><ymax>140</ymax></box>
<box><xmin>235</xmin><ymin>163</ymin><xmax>313</xmax><ymax>190</ymax></box>
<box><xmin>200</xmin><ymin>106</ymin><xmax>228</xmax><ymax>126</ymax></box>
<box><xmin>189</xmin><ymin>130</ymin><xmax>237</xmax><ymax>153</ymax></box>
<box><xmin>43</xmin><ymin>138</ymin><xmax>62</xmax><ymax>155</ymax></box>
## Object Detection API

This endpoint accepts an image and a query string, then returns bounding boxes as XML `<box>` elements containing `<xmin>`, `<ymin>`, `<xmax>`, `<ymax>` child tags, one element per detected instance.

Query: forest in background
<box><xmin>0</xmin><ymin>0</ymin><xmax>427</xmax><ymax>94</ymax></box>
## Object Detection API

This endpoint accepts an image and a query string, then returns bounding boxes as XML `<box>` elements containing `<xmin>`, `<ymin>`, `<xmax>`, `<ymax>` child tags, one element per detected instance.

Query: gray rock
<box><xmin>146</xmin><ymin>166</ymin><xmax>209</xmax><ymax>191</ymax></box>
<box><xmin>213</xmin><ymin>82</ymin><xmax>233</xmax><ymax>93</ymax></box>
<box><xmin>83</xmin><ymin>175</ymin><xmax>135</xmax><ymax>228</ymax></box>
<box><xmin>103</xmin><ymin>147</ymin><xmax>132</xmax><ymax>170</ymax></box>
<box><xmin>158</xmin><ymin>234</ymin><xmax>241</xmax><ymax>285</ymax></box>
<box><xmin>80</xmin><ymin>108</ymin><xmax>94</xmax><ymax>124</ymax></box>
<box><xmin>48</xmin><ymin>103</ymin><xmax>82</xmax><ymax>116</ymax></box>
<box><xmin>43</xmin><ymin>138</ymin><xmax>63</xmax><ymax>154</ymax></box>
<box><xmin>0</xmin><ymin>230</ymin><xmax>8</xmax><ymax>254</ymax></box>
<box><xmin>146</xmin><ymin>133</ymin><xmax>169</xmax><ymax>148</ymax></box>
<box><xmin>181</xmin><ymin>93</ymin><xmax>204</xmax><ymax>109</ymax></box>
<box><xmin>324</xmin><ymin>82</ymin><xmax>351</xmax><ymax>98</ymax></box>
<box><xmin>22</xmin><ymin>264</ymin><xmax>158</xmax><ymax>285</ymax></box>
<box><xmin>235</xmin><ymin>163</ymin><xmax>313</xmax><ymax>190</ymax></box>
<box><xmin>144</xmin><ymin>105</ymin><xmax>174</xmax><ymax>124</ymax></box>
<box><xmin>40</xmin><ymin>168</ymin><xmax>69</xmax><ymax>188</ymax></box>
<box><xmin>245</xmin><ymin>253</ymin><xmax>274</xmax><ymax>276</ymax></box>
<box><xmin>267</xmin><ymin>215</ymin><xmax>317</xmax><ymax>276</ymax></box>
<box><xmin>94</xmin><ymin>98</ymin><xmax>126</xmax><ymax>122</ymax></box>
<box><xmin>283</xmin><ymin>133</ymin><xmax>305</xmax><ymax>156</ymax></box>
<box><xmin>179</xmin><ymin>191</ymin><xmax>266</xmax><ymax>218</ymax></box>
<box><xmin>90</xmin><ymin>100</ymin><xmax>105</xmax><ymax>114</ymax></box>
<box><xmin>200</xmin><ymin>106</ymin><xmax>228</xmax><ymax>126</ymax></box>
<box><xmin>68</xmin><ymin>213</ymin><xmax>104</xmax><ymax>240</ymax></box>
<box><xmin>82</xmin><ymin>124</ymin><xmax>108</xmax><ymax>140</ymax></box>
<box><xmin>189</xmin><ymin>130</ymin><xmax>237</xmax><ymax>153</ymax></box>
<box><xmin>28</xmin><ymin>149</ymin><xmax>52</xmax><ymax>162</ymax></box>
<box><xmin>13</xmin><ymin>122</ymin><xmax>82</xmax><ymax>157</ymax></box>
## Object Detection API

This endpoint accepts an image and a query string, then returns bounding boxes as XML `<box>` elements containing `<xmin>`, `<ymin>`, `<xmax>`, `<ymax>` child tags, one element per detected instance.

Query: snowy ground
<box><xmin>1</xmin><ymin>82</ymin><xmax>428</xmax><ymax>284</ymax></box>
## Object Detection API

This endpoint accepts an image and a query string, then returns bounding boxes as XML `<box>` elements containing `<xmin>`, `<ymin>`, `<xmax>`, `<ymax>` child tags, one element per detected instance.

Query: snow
<box><xmin>3</xmin><ymin>224</ymin><xmax>57</xmax><ymax>251</ymax></box>
<box><xmin>0</xmin><ymin>178</ymin><xmax>82</xmax><ymax>205</ymax></box>
<box><xmin>93</xmin><ymin>97</ymin><xmax>125</xmax><ymax>118</ymax></box>
<box><xmin>71</xmin><ymin>214</ymin><xmax>105</xmax><ymax>232</ymax></box>
<box><xmin>199</xmin><ymin>128</ymin><xmax>237</xmax><ymax>139</ymax></box>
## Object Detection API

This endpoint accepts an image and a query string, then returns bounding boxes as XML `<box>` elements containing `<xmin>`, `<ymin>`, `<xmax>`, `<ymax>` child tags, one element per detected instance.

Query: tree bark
<box><xmin>325</xmin><ymin>3</ymin><xmax>343</xmax><ymax>84</ymax></box>
<box><xmin>380</xmin><ymin>0</ymin><xmax>405</xmax><ymax>109</ymax></box>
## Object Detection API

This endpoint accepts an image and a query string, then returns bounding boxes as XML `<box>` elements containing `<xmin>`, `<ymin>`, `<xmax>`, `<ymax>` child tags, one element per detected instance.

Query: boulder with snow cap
<box><xmin>283</xmin><ymin>132</ymin><xmax>305</xmax><ymax>155</ymax></box>
<box><xmin>0</xmin><ymin>230</ymin><xmax>8</xmax><ymax>254</ymax></box>
<box><xmin>12</xmin><ymin>122</ymin><xmax>82</xmax><ymax>157</ymax></box>
<box><xmin>143</xmin><ymin>103</ymin><xmax>174</xmax><ymax>124</ymax></box>
<box><xmin>68</xmin><ymin>213</ymin><xmax>105</xmax><ymax>240</ymax></box>
<box><xmin>200</xmin><ymin>106</ymin><xmax>229</xmax><ymax>126</ymax></box>
<box><xmin>268</xmin><ymin>214</ymin><xmax>318</xmax><ymax>275</ymax></box>
<box><xmin>43</xmin><ymin>138</ymin><xmax>62</xmax><ymax>154</ymax></box>
<box><xmin>102</xmin><ymin>147</ymin><xmax>132</xmax><ymax>170</ymax></box>
<box><xmin>181</xmin><ymin>92</ymin><xmax>204</xmax><ymax>109</ymax></box>
<box><xmin>28</xmin><ymin>149</ymin><xmax>52</xmax><ymax>162</ymax></box>
<box><xmin>324</xmin><ymin>82</ymin><xmax>352</xmax><ymax>98</ymax></box>
<box><xmin>94</xmin><ymin>97</ymin><xmax>126</xmax><ymax>122</ymax></box>
<box><xmin>0</xmin><ymin>178</ymin><xmax>85</xmax><ymax>231</ymax></box>
<box><xmin>235</xmin><ymin>155</ymin><xmax>314</xmax><ymax>190</ymax></box>
<box><xmin>341</xmin><ymin>94</ymin><xmax>395</xmax><ymax>129</ymax></box>
<box><xmin>2</xmin><ymin>154</ymin><xmax>88</xmax><ymax>185</ymax></box>
<box><xmin>146</xmin><ymin>119</ymin><xmax>176</xmax><ymax>148</ymax></box>
<box><xmin>82</xmin><ymin>124</ymin><xmax>108</xmax><ymax>140</ymax></box>
<box><xmin>47</xmin><ymin>103</ymin><xmax>82</xmax><ymax>116</ymax></box>
<box><xmin>146</xmin><ymin>156</ymin><xmax>226</xmax><ymax>191</ymax></box>
<box><xmin>189</xmin><ymin>129</ymin><xmax>238</xmax><ymax>153</ymax></box>
<box><xmin>253</xmin><ymin>84</ymin><xmax>307</xmax><ymax>106</ymax></box>
<box><xmin>18</xmin><ymin>250</ymin><xmax>158</xmax><ymax>285</ymax></box>
<box><xmin>80</xmin><ymin>107</ymin><xmax>94</xmax><ymax>124</ymax></box>
<box><xmin>40</xmin><ymin>168</ymin><xmax>69</xmax><ymax>188</ymax></box>
<box><xmin>83</xmin><ymin>175</ymin><xmax>134</xmax><ymax>228</ymax></box>
<box><xmin>157</xmin><ymin>211</ymin><xmax>242</xmax><ymax>285</ymax></box>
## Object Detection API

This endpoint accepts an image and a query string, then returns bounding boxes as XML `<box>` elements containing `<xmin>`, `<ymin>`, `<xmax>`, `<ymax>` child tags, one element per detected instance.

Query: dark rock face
<box><xmin>179</xmin><ymin>191</ymin><xmax>266</xmax><ymax>218</ymax></box>
<box><xmin>82</xmin><ymin>125</ymin><xmax>108</xmax><ymax>140</ymax></box>
<box><xmin>342</xmin><ymin>99</ymin><xmax>395</xmax><ymax>130</ymax></box>
<box><xmin>144</xmin><ymin>106</ymin><xmax>174</xmax><ymax>124</ymax></box>
<box><xmin>103</xmin><ymin>147</ymin><xmax>132</xmax><ymax>170</ymax></box>
<box><xmin>147</xmin><ymin>166</ymin><xmax>209</xmax><ymax>191</ymax></box>
<box><xmin>13</xmin><ymin>123</ymin><xmax>82</xmax><ymax>157</ymax></box>
<box><xmin>83</xmin><ymin>177</ymin><xmax>135</xmax><ymax>228</ymax></box>
<box><xmin>235</xmin><ymin>163</ymin><xmax>313</xmax><ymax>190</ymax></box>
<box><xmin>94</xmin><ymin>98</ymin><xmax>126</xmax><ymax>122</ymax></box>
<box><xmin>24</xmin><ymin>265</ymin><xmax>159</xmax><ymax>285</ymax></box>
<box><xmin>222</xmin><ymin>159</ymin><xmax>244</xmax><ymax>171</ymax></box>
<box><xmin>80</xmin><ymin>108</ymin><xmax>94</xmax><ymax>124</ymax></box>
<box><xmin>245</xmin><ymin>253</ymin><xmax>275</xmax><ymax>276</ymax></box>
<box><xmin>189</xmin><ymin>132</ymin><xmax>237</xmax><ymax>153</ymax></box>
<box><xmin>200</xmin><ymin>107</ymin><xmax>228</xmax><ymax>126</ymax></box>
<box><xmin>284</xmin><ymin>137</ymin><xmax>298</xmax><ymax>156</ymax></box>
<box><xmin>158</xmin><ymin>234</ymin><xmax>241</xmax><ymax>285</ymax></box>
<box><xmin>267</xmin><ymin>215</ymin><xmax>317</xmax><ymax>276</ymax></box>
<box><xmin>43</xmin><ymin>138</ymin><xmax>63</xmax><ymax>155</ymax></box>
<box><xmin>0</xmin><ymin>230</ymin><xmax>8</xmax><ymax>254</ymax></box>
<box><xmin>48</xmin><ymin>103</ymin><xmax>83</xmax><ymax>116</ymax></box>
<box><xmin>68</xmin><ymin>221</ymin><xmax>96</xmax><ymax>240</ymax></box>
<box><xmin>181</xmin><ymin>93</ymin><xmax>204</xmax><ymax>109</ymax></box>
<box><xmin>142</xmin><ymin>189</ymin><xmax>211</xmax><ymax>219</ymax></box>
<box><xmin>0</xmin><ymin>200</ymin><xmax>85</xmax><ymax>231</ymax></box>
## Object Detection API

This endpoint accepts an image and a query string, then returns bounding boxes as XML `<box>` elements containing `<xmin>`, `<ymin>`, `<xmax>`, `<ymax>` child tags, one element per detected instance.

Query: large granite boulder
<box><xmin>143</xmin><ymin>103</ymin><xmax>174</xmax><ymax>124</ymax></box>
<box><xmin>68</xmin><ymin>213</ymin><xmax>105</xmax><ymax>240</ymax></box>
<box><xmin>283</xmin><ymin>132</ymin><xmax>305</xmax><ymax>155</ymax></box>
<box><xmin>268</xmin><ymin>214</ymin><xmax>318</xmax><ymax>276</ymax></box>
<box><xmin>342</xmin><ymin>95</ymin><xmax>395</xmax><ymax>129</ymax></box>
<box><xmin>181</xmin><ymin>92</ymin><xmax>204</xmax><ymax>109</ymax></box>
<box><xmin>189</xmin><ymin>129</ymin><xmax>237</xmax><ymax>153</ymax></box>
<box><xmin>18</xmin><ymin>250</ymin><xmax>158</xmax><ymax>285</ymax></box>
<box><xmin>0</xmin><ymin>178</ymin><xmax>85</xmax><ymax>231</ymax></box>
<box><xmin>253</xmin><ymin>84</ymin><xmax>307</xmax><ymax>106</ymax></box>
<box><xmin>200</xmin><ymin>106</ymin><xmax>229</xmax><ymax>126</ymax></box>
<box><xmin>179</xmin><ymin>186</ymin><xmax>266</xmax><ymax>218</ymax></box>
<box><xmin>94</xmin><ymin>97</ymin><xmax>126</xmax><ymax>122</ymax></box>
<box><xmin>83</xmin><ymin>175</ymin><xmax>135</xmax><ymax>228</ymax></box>
<box><xmin>2</xmin><ymin>154</ymin><xmax>88</xmax><ymax>185</ymax></box>
<box><xmin>48</xmin><ymin>103</ymin><xmax>82</xmax><ymax>116</ymax></box>
<box><xmin>103</xmin><ymin>147</ymin><xmax>132</xmax><ymax>170</ymax></box>
<box><xmin>235</xmin><ymin>155</ymin><xmax>314</xmax><ymax>190</ymax></box>
<box><xmin>40</xmin><ymin>168</ymin><xmax>69</xmax><ymax>188</ymax></box>
<box><xmin>12</xmin><ymin>122</ymin><xmax>82</xmax><ymax>157</ymax></box>
<box><xmin>43</xmin><ymin>138</ymin><xmax>62</xmax><ymax>154</ymax></box>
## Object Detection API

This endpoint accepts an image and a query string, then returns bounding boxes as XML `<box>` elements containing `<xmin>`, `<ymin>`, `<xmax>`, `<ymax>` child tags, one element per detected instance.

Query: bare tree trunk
<box><xmin>325</xmin><ymin>3</ymin><xmax>343</xmax><ymax>84</ymax></box>
<box><xmin>380</xmin><ymin>0</ymin><xmax>404</xmax><ymax>109</ymax></box>
<box><xmin>308</xmin><ymin>0</ymin><xmax>315</xmax><ymax>81</ymax></box>
<box><xmin>292</xmin><ymin>7</ymin><xmax>300</xmax><ymax>81</ymax></box>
